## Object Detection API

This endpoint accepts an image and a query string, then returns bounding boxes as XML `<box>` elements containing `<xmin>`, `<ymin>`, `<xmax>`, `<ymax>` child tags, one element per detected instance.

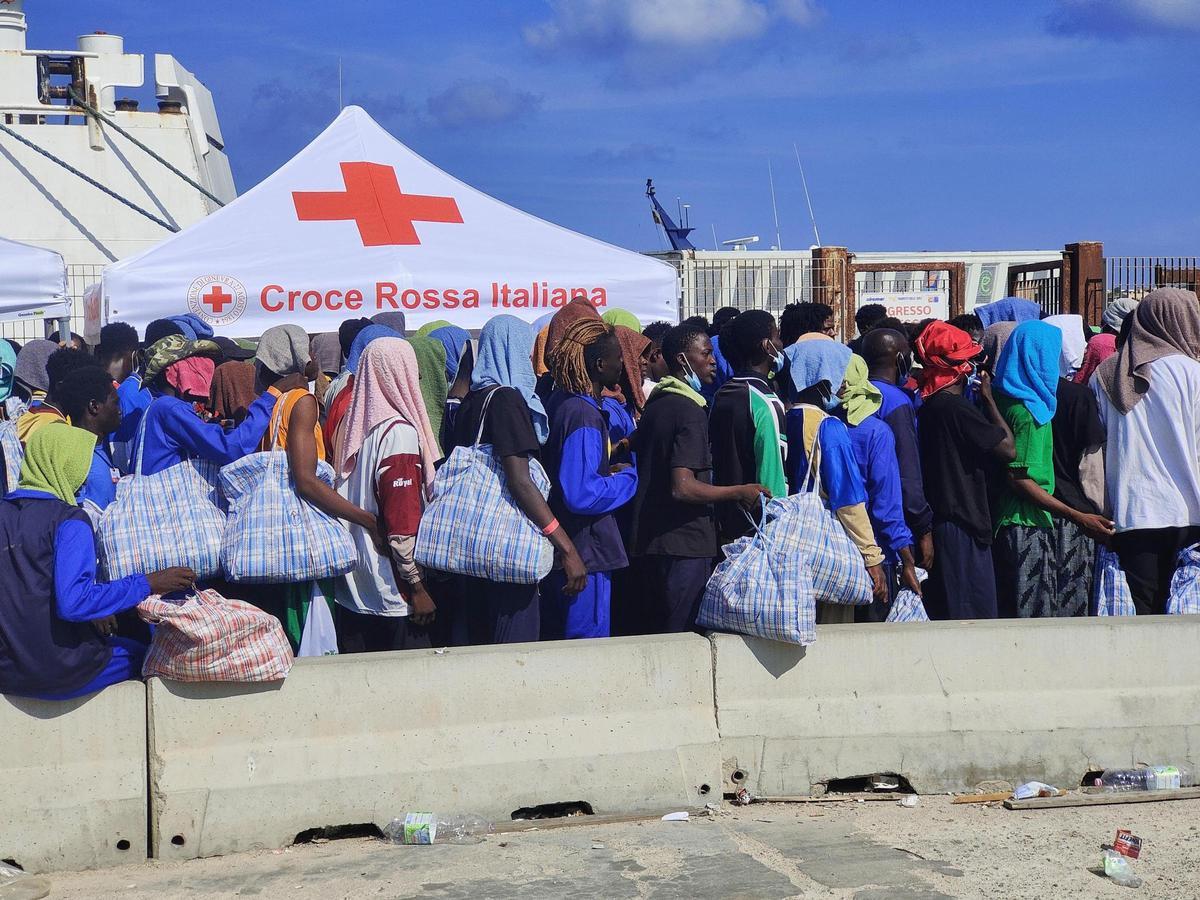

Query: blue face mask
<box><xmin>681</xmin><ymin>358</ymin><xmax>702</xmax><ymax>393</ymax></box>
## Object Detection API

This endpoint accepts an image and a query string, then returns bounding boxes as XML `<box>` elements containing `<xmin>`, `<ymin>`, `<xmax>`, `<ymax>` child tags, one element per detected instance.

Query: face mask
<box><xmin>896</xmin><ymin>353</ymin><xmax>911</xmax><ymax>384</ymax></box>
<box><xmin>680</xmin><ymin>357</ymin><xmax>702</xmax><ymax>393</ymax></box>
<box><xmin>821</xmin><ymin>385</ymin><xmax>842</xmax><ymax>411</ymax></box>
<box><xmin>765</xmin><ymin>339</ymin><xmax>786</xmax><ymax>376</ymax></box>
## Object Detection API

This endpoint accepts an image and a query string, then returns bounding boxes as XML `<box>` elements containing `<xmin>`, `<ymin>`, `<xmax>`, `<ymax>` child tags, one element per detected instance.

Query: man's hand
<box><xmin>867</xmin><ymin>564</ymin><xmax>889</xmax><ymax>604</ymax></box>
<box><xmin>408</xmin><ymin>582</ymin><xmax>437</xmax><ymax>626</ymax></box>
<box><xmin>977</xmin><ymin>368</ymin><xmax>994</xmax><ymax>403</ymax></box>
<box><xmin>900</xmin><ymin>561</ymin><xmax>923</xmax><ymax>597</ymax></box>
<box><xmin>146</xmin><ymin>567</ymin><xmax>196</xmax><ymax>596</ymax></box>
<box><xmin>369</xmin><ymin>515</ymin><xmax>390</xmax><ymax>556</ymax></box>
<box><xmin>918</xmin><ymin>531</ymin><xmax>934</xmax><ymax>570</ymax></box>
<box><xmin>737</xmin><ymin>483</ymin><xmax>771</xmax><ymax>509</ymax></box>
<box><xmin>562</xmin><ymin>549</ymin><xmax>588</xmax><ymax>596</ymax></box>
<box><xmin>610</xmin><ymin>462</ymin><xmax>632</xmax><ymax>474</ymax></box>
<box><xmin>91</xmin><ymin>615</ymin><xmax>117</xmax><ymax>637</ymax></box>
<box><xmin>1074</xmin><ymin>511</ymin><xmax>1116</xmax><ymax>544</ymax></box>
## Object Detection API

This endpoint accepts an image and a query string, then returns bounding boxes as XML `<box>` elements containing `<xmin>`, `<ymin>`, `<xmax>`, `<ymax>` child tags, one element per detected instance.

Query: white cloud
<box><xmin>524</xmin><ymin>0</ymin><xmax>821</xmax><ymax>50</ymax></box>
<box><xmin>1048</xmin><ymin>0</ymin><xmax>1200</xmax><ymax>35</ymax></box>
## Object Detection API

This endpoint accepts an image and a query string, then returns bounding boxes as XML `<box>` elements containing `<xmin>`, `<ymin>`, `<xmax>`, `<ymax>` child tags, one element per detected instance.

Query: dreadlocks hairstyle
<box><xmin>552</xmin><ymin>318</ymin><xmax>614</xmax><ymax>395</ymax></box>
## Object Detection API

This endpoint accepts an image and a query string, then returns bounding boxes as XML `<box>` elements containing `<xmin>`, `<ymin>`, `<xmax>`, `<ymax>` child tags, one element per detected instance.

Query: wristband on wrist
<box><xmin>541</xmin><ymin>518</ymin><xmax>561</xmax><ymax>537</ymax></box>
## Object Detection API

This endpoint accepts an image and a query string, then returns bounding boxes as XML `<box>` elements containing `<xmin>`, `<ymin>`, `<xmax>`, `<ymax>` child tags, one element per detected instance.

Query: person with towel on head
<box><xmin>334</xmin><ymin>338</ymin><xmax>441</xmax><ymax>652</ymax></box>
<box><xmin>915</xmin><ymin>321</ymin><xmax>1015</xmax><ymax>620</ymax></box>
<box><xmin>429</xmin><ymin>324</ymin><xmax>473</xmax><ymax>449</ymax></box>
<box><xmin>133</xmin><ymin>335</ymin><xmax>276</xmax><ymax>475</ymax></box>
<box><xmin>784</xmin><ymin>338</ymin><xmax>889</xmax><ymax>620</ymax></box>
<box><xmin>14</xmin><ymin>344</ymin><xmax>88</xmax><ymax>444</ymax></box>
<box><xmin>1092</xmin><ymin>288</ymin><xmax>1200</xmax><ymax>614</ymax></box>
<box><xmin>447</xmin><ymin>315</ymin><xmax>587</xmax><ymax>644</ymax></box>
<box><xmin>991</xmin><ymin>321</ymin><xmax>1114</xmax><ymax>618</ymax></box>
<box><xmin>324</xmin><ymin>323</ymin><xmax>401</xmax><ymax>459</ymax></box>
<box><xmin>0</xmin><ymin>424</ymin><xmax>193</xmax><ymax>700</ymax></box>
<box><xmin>535</xmin><ymin>297</ymin><xmax>602</xmax><ymax>403</ymax></box>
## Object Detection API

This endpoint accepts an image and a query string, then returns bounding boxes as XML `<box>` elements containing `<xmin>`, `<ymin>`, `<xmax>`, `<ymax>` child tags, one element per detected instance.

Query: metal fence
<box><xmin>1106</xmin><ymin>257</ymin><xmax>1199</xmax><ymax>300</ymax></box>
<box><xmin>1007</xmin><ymin>262</ymin><xmax>1063</xmax><ymax>316</ymax></box>
<box><xmin>676</xmin><ymin>253</ymin><xmax>844</xmax><ymax>322</ymax></box>
<box><xmin>0</xmin><ymin>262</ymin><xmax>100</xmax><ymax>344</ymax></box>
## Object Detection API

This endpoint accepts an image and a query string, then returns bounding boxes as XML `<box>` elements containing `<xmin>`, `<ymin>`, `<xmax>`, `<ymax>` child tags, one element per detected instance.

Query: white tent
<box><xmin>0</xmin><ymin>235</ymin><xmax>69</xmax><ymax>324</ymax></box>
<box><xmin>102</xmin><ymin>106</ymin><xmax>679</xmax><ymax>335</ymax></box>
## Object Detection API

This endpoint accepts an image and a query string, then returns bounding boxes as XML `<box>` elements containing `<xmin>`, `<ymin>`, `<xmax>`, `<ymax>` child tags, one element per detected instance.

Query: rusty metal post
<box><xmin>1064</xmin><ymin>241</ymin><xmax>1104</xmax><ymax>325</ymax></box>
<box><xmin>812</xmin><ymin>246</ymin><xmax>851</xmax><ymax>340</ymax></box>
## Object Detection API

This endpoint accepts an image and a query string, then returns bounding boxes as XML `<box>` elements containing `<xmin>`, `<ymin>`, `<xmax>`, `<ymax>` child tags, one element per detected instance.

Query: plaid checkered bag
<box><xmin>0</xmin><ymin>419</ymin><xmax>21</xmax><ymax>493</ymax></box>
<box><xmin>414</xmin><ymin>388</ymin><xmax>553</xmax><ymax>584</ymax></box>
<box><xmin>698</xmin><ymin>495</ymin><xmax>818</xmax><ymax>645</ymax></box>
<box><xmin>1167</xmin><ymin>544</ymin><xmax>1200</xmax><ymax>615</ymax></box>
<box><xmin>138</xmin><ymin>587</ymin><xmax>294</xmax><ymax>682</ymax></box>
<box><xmin>792</xmin><ymin>438</ymin><xmax>873</xmax><ymax>606</ymax></box>
<box><xmin>1093</xmin><ymin>546</ymin><xmax>1136</xmax><ymax>616</ymax></box>
<box><xmin>98</xmin><ymin>414</ymin><xmax>226</xmax><ymax>580</ymax></box>
<box><xmin>886</xmin><ymin>589</ymin><xmax>930</xmax><ymax>622</ymax></box>
<box><xmin>219</xmin><ymin>451</ymin><xmax>355</xmax><ymax>583</ymax></box>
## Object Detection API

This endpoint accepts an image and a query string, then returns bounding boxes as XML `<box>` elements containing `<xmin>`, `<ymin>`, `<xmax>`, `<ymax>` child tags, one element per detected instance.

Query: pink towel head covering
<box><xmin>334</xmin><ymin>337</ymin><xmax>438</xmax><ymax>497</ymax></box>
<box><xmin>165</xmin><ymin>356</ymin><xmax>216</xmax><ymax>399</ymax></box>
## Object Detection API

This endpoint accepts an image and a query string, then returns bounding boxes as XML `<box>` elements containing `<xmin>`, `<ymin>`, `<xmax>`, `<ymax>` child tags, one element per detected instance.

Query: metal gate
<box><xmin>1007</xmin><ymin>261</ymin><xmax>1063</xmax><ymax>316</ymax></box>
<box><xmin>673</xmin><ymin>252</ymin><xmax>845</xmax><ymax>323</ymax></box>
<box><xmin>1106</xmin><ymin>257</ymin><xmax>1199</xmax><ymax>300</ymax></box>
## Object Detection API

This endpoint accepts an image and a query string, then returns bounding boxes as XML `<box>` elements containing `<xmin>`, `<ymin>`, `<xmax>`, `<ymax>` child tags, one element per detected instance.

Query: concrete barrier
<box><xmin>0</xmin><ymin>682</ymin><xmax>147</xmax><ymax>873</ymax></box>
<box><xmin>712</xmin><ymin>617</ymin><xmax>1200</xmax><ymax>797</ymax></box>
<box><xmin>147</xmin><ymin>634</ymin><xmax>721</xmax><ymax>859</ymax></box>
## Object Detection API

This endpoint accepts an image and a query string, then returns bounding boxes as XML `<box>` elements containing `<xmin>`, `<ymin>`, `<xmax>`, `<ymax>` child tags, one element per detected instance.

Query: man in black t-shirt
<box><xmin>628</xmin><ymin>324</ymin><xmax>768</xmax><ymax>634</ymax></box>
<box><xmin>915</xmin><ymin>323</ymin><xmax>1015</xmax><ymax>620</ymax></box>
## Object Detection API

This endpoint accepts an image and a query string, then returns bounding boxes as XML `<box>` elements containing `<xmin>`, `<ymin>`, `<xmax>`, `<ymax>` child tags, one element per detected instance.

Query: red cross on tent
<box><xmin>201</xmin><ymin>284</ymin><xmax>233</xmax><ymax>314</ymax></box>
<box><xmin>292</xmin><ymin>161</ymin><xmax>463</xmax><ymax>246</ymax></box>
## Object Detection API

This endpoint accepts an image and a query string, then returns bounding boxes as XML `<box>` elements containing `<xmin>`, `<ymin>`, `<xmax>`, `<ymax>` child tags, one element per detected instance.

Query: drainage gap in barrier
<box><xmin>511</xmin><ymin>801</ymin><xmax>595</xmax><ymax>821</ymax></box>
<box><xmin>116</xmin><ymin>839</ymin><xmax>131</xmax><ymax>851</ymax></box>
<box><xmin>823</xmin><ymin>773</ymin><xmax>916</xmax><ymax>795</ymax></box>
<box><xmin>294</xmin><ymin>823</ymin><xmax>384</xmax><ymax>845</ymax></box>
<box><xmin>1080</xmin><ymin>770</ymin><xmax>1104</xmax><ymax>788</ymax></box>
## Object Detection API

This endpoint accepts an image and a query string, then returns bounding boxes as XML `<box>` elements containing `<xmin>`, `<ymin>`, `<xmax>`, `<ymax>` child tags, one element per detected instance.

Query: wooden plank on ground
<box><xmin>753</xmin><ymin>793</ymin><xmax>906</xmax><ymax>804</ymax></box>
<box><xmin>952</xmin><ymin>792</ymin><xmax>1013</xmax><ymax>804</ymax></box>
<box><xmin>1003</xmin><ymin>787</ymin><xmax>1200</xmax><ymax>811</ymax></box>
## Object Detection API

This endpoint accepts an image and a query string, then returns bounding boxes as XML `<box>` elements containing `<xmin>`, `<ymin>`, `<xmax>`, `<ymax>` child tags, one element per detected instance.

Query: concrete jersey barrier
<box><xmin>711</xmin><ymin>617</ymin><xmax>1200</xmax><ymax>796</ymax></box>
<box><xmin>146</xmin><ymin>633</ymin><xmax>721</xmax><ymax>859</ymax></box>
<box><xmin>0</xmin><ymin>681</ymin><xmax>147</xmax><ymax>873</ymax></box>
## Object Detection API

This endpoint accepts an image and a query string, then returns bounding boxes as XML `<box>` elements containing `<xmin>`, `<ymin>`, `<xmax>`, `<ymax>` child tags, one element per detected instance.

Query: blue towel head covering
<box><xmin>975</xmin><ymin>297</ymin><xmax>1041</xmax><ymax>329</ymax></box>
<box><xmin>346</xmin><ymin>324</ymin><xmax>401</xmax><ymax>374</ymax></box>
<box><xmin>784</xmin><ymin>337</ymin><xmax>853</xmax><ymax>404</ymax></box>
<box><xmin>0</xmin><ymin>339</ymin><xmax>16</xmax><ymax>401</ymax></box>
<box><xmin>165</xmin><ymin>313</ymin><xmax>215</xmax><ymax>340</ymax></box>
<box><xmin>471</xmin><ymin>315</ymin><xmax>549</xmax><ymax>445</ymax></box>
<box><xmin>993</xmin><ymin>319</ymin><xmax>1062</xmax><ymax>425</ymax></box>
<box><xmin>429</xmin><ymin>325</ymin><xmax>470</xmax><ymax>382</ymax></box>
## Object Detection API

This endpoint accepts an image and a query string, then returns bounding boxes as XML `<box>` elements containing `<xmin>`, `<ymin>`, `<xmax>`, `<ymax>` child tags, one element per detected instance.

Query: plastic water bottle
<box><xmin>1103</xmin><ymin>849</ymin><xmax>1143</xmax><ymax>888</ymax></box>
<box><xmin>383</xmin><ymin>813</ymin><xmax>494</xmax><ymax>845</ymax></box>
<box><xmin>1097</xmin><ymin>765</ymin><xmax>1194</xmax><ymax>791</ymax></box>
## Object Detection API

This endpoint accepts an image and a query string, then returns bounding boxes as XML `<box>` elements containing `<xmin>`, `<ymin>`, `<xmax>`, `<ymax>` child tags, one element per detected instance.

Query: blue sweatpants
<box><xmin>540</xmin><ymin>571</ymin><xmax>611</xmax><ymax>640</ymax></box>
<box><xmin>31</xmin><ymin>636</ymin><xmax>147</xmax><ymax>701</ymax></box>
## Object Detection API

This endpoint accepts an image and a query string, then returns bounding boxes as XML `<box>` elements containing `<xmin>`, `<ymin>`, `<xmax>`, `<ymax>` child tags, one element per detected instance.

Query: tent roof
<box><xmin>103</xmin><ymin>106</ymin><xmax>677</xmax><ymax>336</ymax></box>
<box><xmin>0</xmin><ymin>235</ymin><xmax>69</xmax><ymax>323</ymax></box>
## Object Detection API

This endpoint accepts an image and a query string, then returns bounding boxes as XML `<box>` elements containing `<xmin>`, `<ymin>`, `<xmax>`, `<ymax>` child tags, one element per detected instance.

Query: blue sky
<box><xmin>36</xmin><ymin>1</ymin><xmax>1200</xmax><ymax>257</ymax></box>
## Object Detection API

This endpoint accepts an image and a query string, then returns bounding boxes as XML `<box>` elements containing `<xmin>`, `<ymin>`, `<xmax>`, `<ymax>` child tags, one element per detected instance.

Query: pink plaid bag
<box><xmin>138</xmin><ymin>588</ymin><xmax>294</xmax><ymax>682</ymax></box>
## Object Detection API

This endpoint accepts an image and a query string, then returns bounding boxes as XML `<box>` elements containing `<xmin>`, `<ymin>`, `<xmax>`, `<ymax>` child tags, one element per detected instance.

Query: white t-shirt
<box><xmin>334</xmin><ymin>418</ymin><xmax>425</xmax><ymax>616</ymax></box>
<box><xmin>1092</xmin><ymin>354</ymin><xmax>1200</xmax><ymax>531</ymax></box>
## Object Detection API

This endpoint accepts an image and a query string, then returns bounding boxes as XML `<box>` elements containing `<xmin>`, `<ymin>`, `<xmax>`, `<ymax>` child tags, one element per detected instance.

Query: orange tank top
<box><xmin>264</xmin><ymin>387</ymin><xmax>326</xmax><ymax>462</ymax></box>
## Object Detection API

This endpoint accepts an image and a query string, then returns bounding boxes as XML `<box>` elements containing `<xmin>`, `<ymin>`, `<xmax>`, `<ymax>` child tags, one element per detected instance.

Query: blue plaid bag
<box><xmin>1167</xmin><ymin>544</ymin><xmax>1200</xmax><ymax>615</ymax></box>
<box><xmin>99</xmin><ymin>413</ymin><xmax>226</xmax><ymax>580</ymax></box>
<box><xmin>792</xmin><ymin>434</ymin><xmax>873</xmax><ymax>606</ymax></box>
<box><xmin>886</xmin><ymin>589</ymin><xmax>930</xmax><ymax>622</ymax></box>
<box><xmin>1093</xmin><ymin>546</ymin><xmax>1135</xmax><ymax>616</ymax></box>
<box><xmin>698</xmin><ymin>495</ymin><xmax>818</xmax><ymax>645</ymax></box>
<box><xmin>219</xmin><ymin>451</ymin><xmax>356</xmax><ymax>583</ymax></box>
<box><xmin>0</xmin><ymin>419</ymin><xmax>22</xmax><ymax>493</ymax></box>
<box><xmin>414</xmin><ymin>388</ymin><xmax>554</xmax><ymax>584</ymax></box>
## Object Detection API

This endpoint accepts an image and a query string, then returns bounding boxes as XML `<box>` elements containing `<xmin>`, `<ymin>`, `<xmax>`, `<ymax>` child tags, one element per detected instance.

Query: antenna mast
<box><xmin>793</xmin><ymin>143</ymin><xmax>821</xmax><ymax>248</ymax></box>
<box><xmin>768</xmin><ymin>159</ymin><xmax>782</xmax><ymax>250</ymax></box>
<box><xmin>338</xmin><ymin>58</ymin><xmax>344</xmax><ymax>110</ymax></box>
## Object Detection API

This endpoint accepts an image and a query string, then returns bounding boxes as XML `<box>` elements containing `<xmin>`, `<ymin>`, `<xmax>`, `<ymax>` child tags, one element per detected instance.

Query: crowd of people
<box><xmin>0</xmin><ymin>284</ymin><xmax>1197</xmax><ymax>701</ymax></box>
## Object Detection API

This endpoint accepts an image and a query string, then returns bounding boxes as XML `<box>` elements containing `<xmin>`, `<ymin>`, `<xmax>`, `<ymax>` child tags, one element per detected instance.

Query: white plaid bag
<box><xmin>886</xmin><ymin>589</ymin><xmax>930</xmax><ymax>622</ymax></box>
<box><xmin>698</xmin><ymin>495</ymin><xmax>818</xmax><ymax>645</ymax></box>
<box><xmin>219</xmin><ymin>451</ymin><xmax>355</xmax><ymax>583</ymax></box>
<box><xmin>0</xmin><ymin>419</ymin><xmax>21</xmax><ymax>494</ymax></box>
<box><xmin>138</xmin><ymin>587</ymin><xmax>294</xmax><ymax>682</ymax></box>
<box><xmin>1093</xmin><ymin>546</ymin><xmax>1136</xmax><ymax>616</ymax></box>
<box><xmin>1167</xmin><ymin>544</ymin><xmax>1200</xmax><ymax>615</ymax></box>
<box><xmin>792</xmin><ymin>427</ymin><xmax>873</xmax><ymax>606</ymax></box>
<box><xmin>414</xmin><ymin>388</ymin><xmax>554</xmax><ymax>584</ymax></box>
<box><xmin>98</xmin><ymin>411</ymin><xmax>226</xmax><ymax>580</ymax></box>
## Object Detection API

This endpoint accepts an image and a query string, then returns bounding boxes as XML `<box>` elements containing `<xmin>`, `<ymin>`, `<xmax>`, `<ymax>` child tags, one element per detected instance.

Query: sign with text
<box><xmin>858</xmin><ymin>290</ymin><xmax>948</xmax><ymax>322</ymax></box>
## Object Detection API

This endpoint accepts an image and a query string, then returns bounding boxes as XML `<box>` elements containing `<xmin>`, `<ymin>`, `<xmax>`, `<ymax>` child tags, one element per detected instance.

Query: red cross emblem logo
<box><xmin>202</xmin><ymin>284</ymin><xmax>233</xmax><ymax>315</ymax></box>
<box><xmin>187</xmin><ymin>275</ymin><xmax>247</xmax><ymax>326</ymax></box>
<box><xmin>292</xmin><ymin>162</ymin><xmax>464</xmax><ymax>246</ymax></box>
